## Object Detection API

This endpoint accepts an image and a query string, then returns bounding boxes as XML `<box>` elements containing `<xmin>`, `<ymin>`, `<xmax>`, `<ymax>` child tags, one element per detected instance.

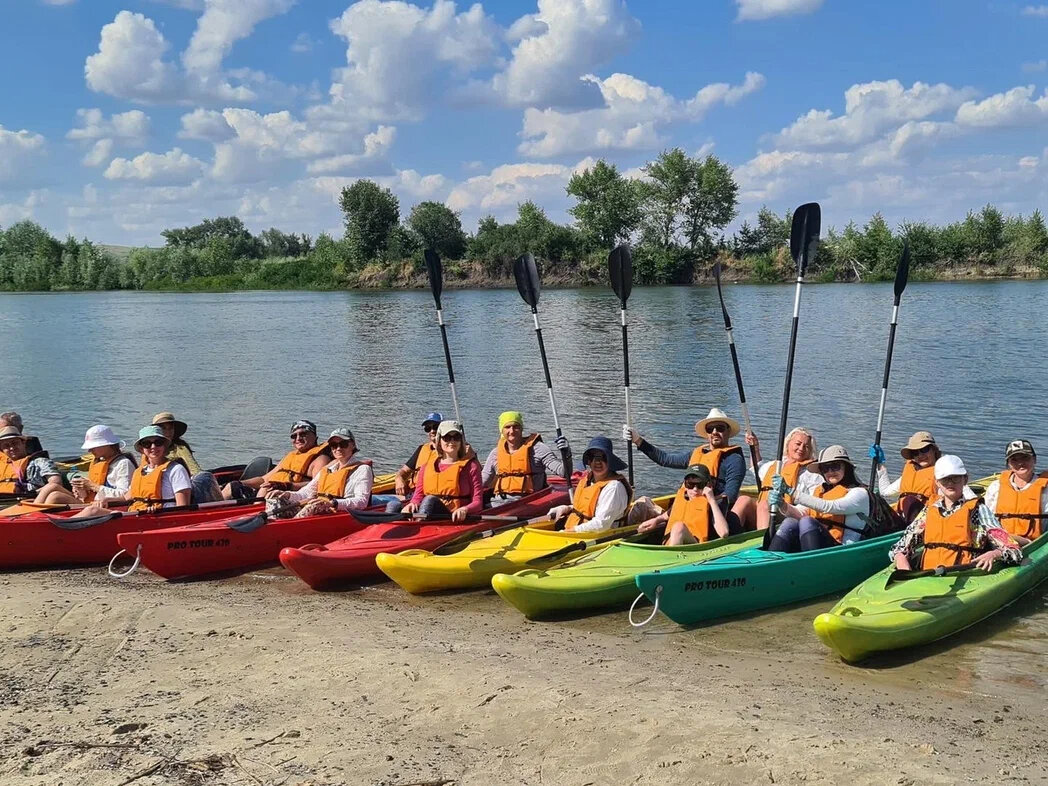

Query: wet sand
<box><xmin>1</xmin><ymin>565</ymin><xmax>1046</xmax><ymax>785</ymax></box>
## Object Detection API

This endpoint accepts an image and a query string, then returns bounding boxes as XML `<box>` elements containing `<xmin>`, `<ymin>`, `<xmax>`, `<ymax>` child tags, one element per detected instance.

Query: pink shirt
<box><xmin>410</xmin><ymin>458</ymin><xmax>484</xmax><ymax>514</ymax></box>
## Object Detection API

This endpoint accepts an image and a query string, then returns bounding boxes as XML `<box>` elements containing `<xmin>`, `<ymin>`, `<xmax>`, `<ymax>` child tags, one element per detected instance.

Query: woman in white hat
<box><xmin>32</xmin><ymin>425</ymin><xmax>137</xmax><ymax>505</ymax></box>
<box><xmin>403</xmin><ymin>420</ymin><xmax>483</xmax><ymax>522</ymax></box>
<box><xmin>982</xmin><ymin>440</ymin><xmax>1048</xmax><ymax>544</ymax></box>
<box><xmin>890</xmin><ymin>455</ymin><xmax>1022</xmax><ymax>571</ymax></box>
<box><xmin>266</xmin><ymin>428</ymin><xmax>374</xmax><ymax>519</ymax></box>
<box><xmin>767</xmin><ymin>445</ymin><xmax>874</xmax><ymax>552</ymax></box>
<box><xmin>0</xmin><ymin>426</ymin><xmax>60</xmax><ymax>495</ymax></box>
<box><xmin>625</xmin><ymin>407</ymin><xmax>748</xmax><ymax>531</ymax></box>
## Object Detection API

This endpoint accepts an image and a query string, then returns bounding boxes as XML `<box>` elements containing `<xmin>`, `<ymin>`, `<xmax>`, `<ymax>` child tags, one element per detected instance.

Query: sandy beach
<box><xmin>1</xmin><ymin>565</ymin><xmax>1045</xmax><ymax>786</ymax></box>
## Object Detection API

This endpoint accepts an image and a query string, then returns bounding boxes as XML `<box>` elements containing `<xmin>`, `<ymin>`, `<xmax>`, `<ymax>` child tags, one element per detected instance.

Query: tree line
<box><xmin>1</xmin><ymin>148</ymin><xmax>1046</xmax><ymax>292</ymax></box>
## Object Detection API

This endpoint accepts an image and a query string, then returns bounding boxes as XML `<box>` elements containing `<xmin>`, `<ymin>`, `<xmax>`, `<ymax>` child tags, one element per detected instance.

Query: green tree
<box><xmin>682</xmin><ymin>155</ymin><xmax>738</xmax><ymax>255</ymax></box>
<box><xmin>566</xmin><ymin>159</ymin><xmax>641</xmax><ymax>249</ymax></box>
<box><xmin>338</xmin><ymin>180</ymin><xmax>400</xmax><ymax>265</ymax></box>
<box><xmin>637</xmin><ymin>148</ymin><xmax>693</xmax><ymax>249</ymax></box>
<box><xmin>407</xmin><ymin>201</ymin><xmax>467</xmax><ymax>259</ymax></box>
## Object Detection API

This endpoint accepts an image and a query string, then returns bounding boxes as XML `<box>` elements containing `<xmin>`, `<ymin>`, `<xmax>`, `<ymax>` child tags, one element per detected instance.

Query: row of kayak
<box><xmin>2</xmin><ymin>474</ymin><xmax>1046</xmax><ymax>663</ymax></box>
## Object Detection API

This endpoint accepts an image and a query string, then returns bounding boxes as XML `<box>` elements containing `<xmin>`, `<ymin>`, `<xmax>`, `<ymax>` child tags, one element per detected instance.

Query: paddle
<box><xmin>513</xmin><ymin>252</ymin><xmax>573</xmax><ymax>502</ymax></box>
<box><xmin>351</xmin><ymin>510</ymin><xmax>522</xmax><ymax>525</ymax></box>
<box><xmin>525</xmin><ymin>525</ymin><xmax>642</xmax><ymax>565</ymax></box>
<box><xmin>434</xmin><ymin>513</ymin><xmax>552</xmax><ymax>555</ymax></box>
<box><xmin>868</xmin><ymin>243</ymin><xmax>911</xmax><ymax>492</ymax></box>
<box><xmin>769</xmin><ymin>202</ymin><xmax>821</xmax><ymax>538</ymax></box>
<box><xmin>609</xmin><ymin>244</ymin><xmax>635</xmax><ymax>487</ymax></box>
<box><xmin>886</xmin><ymin>561</ymin><xmax>981</xmax><ymax>585</ymax></box>
<box><xmin>424</xmin><ymin>249</ymin><xmax>462</xmax><ymax>424</ymax></box>
<box><xmin>713</xmin><ymin>260</ymin><xmax>761</xmax><ymax>488</ymax></box>
<box><xmin>46</xmin><ymin>510</ymin><xmax>121</xmax><ymax>527</ymax></box>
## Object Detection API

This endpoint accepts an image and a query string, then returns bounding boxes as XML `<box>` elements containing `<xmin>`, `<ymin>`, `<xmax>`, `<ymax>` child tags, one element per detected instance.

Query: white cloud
<box><xmin>735</xmin><ymin>0</ymin><xmax>824</xmax><ymax>21</ymax></box>
<box><xmin>182</xmin><ymin>0</ymin><xmax>295</xmax><ymax>75</ymax></box>
<box><xmin>104</xmin><ymin>148</ymin><xmax>205</xmax><ymax>184</ymax></box>
<box><xmin>0</xmin><ymin>192</ymin><xmax>47</xmax><ymax>226</ymax></box>
<box><xmin>1020</xmin><ymin>5</ymin><xmax>1048</xmax><ymax>17</ymax></box>
<box><xmin>955</xmin><ymin>85</ymin><xmax>1048</xmax><ymax>128</ymax></box>
<box><xmin>67</xmin><ymin>108</ymin><xmax>150</xmax><ymax>166</ymax></box>
<box><xmin>41</xmin><ymin>0</ymin><xmax>77</xmax><ymax>5</ymax></box>
<box><xmin>290</xmin><ymin>32</ymin><xmax>315</xmax><ymax>53</ymax></box>
<box><xmin>307</xmin><ymin>125</ymin><xmax>396</xmax><ymax>175</ymax></box>
<box><xmin>446</xmin><ymin>161</ymin><xmax>575</xmax><ymax>213</ymax></box>
<box><xmin>1022</xmin><ymin>60</ymin><xmax>1048</xmax><ymax>73</ymax></box>
<box><xmin>0</xmin><ymin>126</ymin><xmax>47</xmax><ymax>184</ymax></box>
<box><xmin>85</xmin><ymin>11</ymin><xmax>182</xmax><ymax>102</ymax></box>
<box><xmin>83</xmin><ymin>139</ymin><xmax>115</xmax><ymax>167</ymax></box>
<box><xmin>519</xmin><ymin>71</ymin><xmax>764</xmax><ymax>157</ymax></box>
<box><xmin>177</xmin><ymin>108</ymin><xmax>236</xmax><ymax>141</ymax></box>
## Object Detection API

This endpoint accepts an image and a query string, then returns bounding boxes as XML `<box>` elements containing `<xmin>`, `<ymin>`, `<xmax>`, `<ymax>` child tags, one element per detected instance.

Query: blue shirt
<box><xmin>637</xmin><ymin>440</ymin><xmax>746</xmax><ymax>506</ymax></box>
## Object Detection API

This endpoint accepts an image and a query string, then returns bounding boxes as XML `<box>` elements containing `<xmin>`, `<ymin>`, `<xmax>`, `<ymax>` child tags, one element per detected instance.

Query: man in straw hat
<box><xmin>982</xmin><ymin>439</ymin><xmax>1048</xmax><ymax>544</ymax></box>
<box><xmin>480</xmin><ymin>410</ymin><xmax>568</xmax><ymax>507</ymax></box>
<box><xmin>0</xmin><ymin>426</ymin><xmax>61</xmax><ymax>495</ymax></box>
<box><xmin>625</xmin><ymin>407</ymin><xmax>748</xmax><ymax>531</ymax></box>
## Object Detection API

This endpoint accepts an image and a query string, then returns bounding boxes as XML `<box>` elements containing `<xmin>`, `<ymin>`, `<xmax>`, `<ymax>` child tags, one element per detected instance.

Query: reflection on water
<box><xmin>3</xmin><ymin>280</ymin><xmax>1047</xmax><ymax>680</ymax></box>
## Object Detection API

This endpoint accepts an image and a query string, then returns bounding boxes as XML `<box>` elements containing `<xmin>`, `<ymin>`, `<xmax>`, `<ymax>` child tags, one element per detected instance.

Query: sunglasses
<box><xmin>140</xmin><ymin>438</ymin><xmax>166</xmax><ymax>449</ymax></box>
<box><xmin>705</xmin><ymin>423</ymin><xmax>729</xmax><ymax>434</ymax></box>
<box><xmin>938</xmin><ymin>474</ymin><xmax>965</xmax><ymax>485</ymax></box>
<box><xmin>329</xmin><ymin>439</ymin><xmax>353</xmax><ymax>449</ymax></box>
<box><xmin>423</xmin><ymin>424</ymin><xmax>438</xmax><ymax>433</ymax></box>
<box><xmin>683</xmin><ymin>478</ymin><xmax>705</xmax><ymax>490</ymax></box>
<box><xmin>916</xmin><ymin>444</ymin><xmax>936</xmax><ymax>455</ymax></box>
<box><xmin>291</xmin><ymin>431</ymin><xmax>312</xmax><ymax>441</ymax></box>
<box><xmin>821</xmin><ymin>461</ymin><xmax>846</xmax><ymax>472</ymax></box>
<box><xmin>586</xmin><ymin>454</ymin><xmax>607</xmax><ymax>465</ymax></box>
<box><xmin>440</xmin><ymin>433</ymin><xmax>462</xmax><ymax>441</ymax></box>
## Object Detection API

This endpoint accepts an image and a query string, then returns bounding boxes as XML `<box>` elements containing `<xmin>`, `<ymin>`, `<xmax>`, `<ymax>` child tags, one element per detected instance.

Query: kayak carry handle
<box><xmin>108</xmin><ymin>544</ymin><xmax>142</xmax><ymax>579</ymax></box>
<box><xmin>628</xmin><ymin>586</ymin><xmax>661</xmax><ymax>628</ymax></box>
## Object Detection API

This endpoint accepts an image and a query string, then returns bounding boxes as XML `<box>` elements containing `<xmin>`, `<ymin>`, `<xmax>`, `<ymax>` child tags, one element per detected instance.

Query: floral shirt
<box><xmin>888</xmin><ymin>497</ymin><xmax>1022</xmax><ymax>563</ymax></box>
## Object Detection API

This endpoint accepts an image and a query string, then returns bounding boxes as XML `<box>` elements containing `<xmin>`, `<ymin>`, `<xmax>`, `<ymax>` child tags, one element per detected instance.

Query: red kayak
<box><xmin>279</xmin><ymin>482</ymin><xmax>569</xmax><ymax>590</ymax></box>
<box><xmin>0</xmin><ymin>499</ymin><xmax>264</xmax><ymax>569</ymax></box>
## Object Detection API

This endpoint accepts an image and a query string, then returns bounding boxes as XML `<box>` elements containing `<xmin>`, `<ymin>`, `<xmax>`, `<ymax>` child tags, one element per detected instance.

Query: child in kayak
<box><xmin>983</xmin><ymin>440</ymin><xmax>1048</xmax><ymax>544</ymax></box>
<box><xmin>636</xmin><ymin>464</ymin><xmax>736</xmax><ymax>544</ymax></box>
<box><xmin>889</xmin><ymin>455</ymin><xmax>1022</xmax><ymax>572</ymax></box>
<box><xmin>546</xmin><ymin>436</ymin><xmax>631</xmax><ymax>533</ymax></box>
<box><xmin>266</xmin><ymin>428</ymin><xmax>374</xmax><ymax>519</ymax></box>
<box><xmin>32</xmin><ymin>425</ymin><xmax>136</xmax><ymax>505</ymax></box>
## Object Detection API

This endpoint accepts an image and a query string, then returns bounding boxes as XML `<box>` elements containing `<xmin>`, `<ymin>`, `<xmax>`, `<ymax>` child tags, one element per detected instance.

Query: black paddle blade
<box><xmin>789</xmin><ymin>202</ymin><xmax>821</xmax><ymax>276</ymax></box>
<box><xmin>712</xmin><ymin>261</ymin><xmax>731</xmax><ymax>327</ymax></box>
<box><xmin>424</xmin><ymin>249</ymin><xmax>443</xmax><ymax>306</ymax></box>
<box><xmin>513</xmin><ymin>253</ymin><xmax>541</xmax><ymax>308</ymax></box>
<box><xmin>894</xmin><ymin>242</ymin><xmax>911</xmax><ymax>299</ymax></box>
<box><xmin>608</xmin><ymin>245</ymin><xmax>633</xmax><ymax>303</ymax></box>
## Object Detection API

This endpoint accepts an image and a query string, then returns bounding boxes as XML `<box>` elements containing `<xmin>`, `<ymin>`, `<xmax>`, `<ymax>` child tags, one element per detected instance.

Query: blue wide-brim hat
<box><xmin>578</xmin><ymin>435</ymin><xmax>628</xmax><ymax>473</ymax></box>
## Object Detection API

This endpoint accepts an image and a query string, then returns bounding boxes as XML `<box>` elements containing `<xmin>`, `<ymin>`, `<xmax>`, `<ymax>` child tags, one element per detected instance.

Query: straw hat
<box><xmin>900</xmin><ymin>431</ymin><xmax>936</xmax><ymax>460</ymax></box>
<box><xmin>151</xmin><ymin>412</ymin><xmax>188</xmax><ymax>439</ymax></box>
<box><xmin>810</xmin><ymin>445</ymin><xmax>855</xmax><ymax>476</ymax></box>
<box><xmin>694</xmin><ymin>407</ymin><xmax>740</xmax><ymax>438</ymax></box>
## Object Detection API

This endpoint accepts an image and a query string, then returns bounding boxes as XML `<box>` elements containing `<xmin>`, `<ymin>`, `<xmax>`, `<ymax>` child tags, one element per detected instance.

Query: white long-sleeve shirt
<box><xmin>573</xmin><ymin>481</ymin><xmax>629</xmax><ymax>533</ymax></box>
<box><xmin>754</xmin><ymin>459</ymin><xmax>823</xmax><ymax>497</ymax></box>
<box><xmin>792</xmin><ymin>486</ymin><xmax>870</xmax><ymax>544</ymax></box>
<box><xmin>286</xmin><ymin>459</ymin><xmax>374</xmax><ymax>512</ymax></box>
<box><xmin>983</xmin><ymin>474</ymin><xmax>1048</xmax><ymax>516</ymax></box>
<box><xmin>92</xmin><ymin>456</ymin><xmax>135</xmax><ymax>500</ymax></box>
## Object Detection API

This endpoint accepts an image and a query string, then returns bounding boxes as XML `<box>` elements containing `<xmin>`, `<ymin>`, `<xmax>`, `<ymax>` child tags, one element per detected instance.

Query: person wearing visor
<box><xmin>982</xmin><ymin>440</ymin><xmax>1048</xmax><ymax>544</ymax></box>
<box><xmin>222</xmin><ymin>420</ymin><xmax>330</xmax><ymax>500</ymax></box>
<box><xmin>625</xmin><ymin>407</ymin><xmax>747</xmax><ymax>531</ymax></box>
<box><xmin>33</xmin><ymin>425</ymin><xmax>136</xmax><ymax>505</ymax></box>
<box><xmin>0</xmin><ymin>426</ymin><xmax>60</xmax><ymax>495</ymax></box>
<box><xmin>480</xmin><ymin>411</ymin><xmax>568</xmax><ymax>507</ymax></box>
<box><xmin>382</xmin><ymin>412</ymin><xmax>444</xmax><ymax>513</ymax></box>
<box><xmin>267</xmin><ymin>428</ymin><xmax>373</xmax><ymax>518</ymax></box>
<box><xmin>890</xmin><ymin>454</ymin><xmax>1021</xmax><ymax>571</ymax></box>
<box><xmin>402</xmin><ymin>420</ymin><xmax>483</xmax><ymax>522</ymax></box>
<box><xmin>546</xmin><ymin>436</ymin><xmax>631</xmax><ymax>533</ymax></box>
<box><xmin>636</xmin><ymin>464</ymin><xmax>736</xmax><ymax>545</ymax></box>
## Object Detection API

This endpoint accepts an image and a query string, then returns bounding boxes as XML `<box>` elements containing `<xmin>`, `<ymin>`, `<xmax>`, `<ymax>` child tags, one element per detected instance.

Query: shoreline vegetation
<box><xmin>2</xmin><ymin>150</ymin><xmax>1046</xmax><ymax>293</ymax></box>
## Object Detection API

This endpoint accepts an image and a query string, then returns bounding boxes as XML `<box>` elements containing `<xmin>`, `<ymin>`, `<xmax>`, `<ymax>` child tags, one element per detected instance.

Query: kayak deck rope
<box><xmin>628</xmin><ymin>585</ymin><xmax>662</xmax><ymax>628</ymax></box>
<box><xmin>107</xmin><ymin>544</ymin><xmax>142</xmax><ymax>579</ymax></box>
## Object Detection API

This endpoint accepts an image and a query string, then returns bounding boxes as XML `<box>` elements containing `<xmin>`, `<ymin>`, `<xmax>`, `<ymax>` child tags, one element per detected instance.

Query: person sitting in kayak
<box><xmin>151</xmin><ymin>412</ymin><xmax>222</xmax><ymax>503</ymax></box>
<box><xmin>983</xmin><ymin>440</ymin><xmax>1048</xmax><ymax>544</ymax></box>
<box><xmin>480</xmin><ymin>411</ymin><xmax>568</xmax><ymax>507</ymax></box>
<box><xmin>546</xmin><ymin>436</ymin><xmax>631</xmax><ymax>532</ymax></box>
<box><xmin>221</xmin><ymin>419</ymin><xmax>330</xmax><ymax>501</ymax></box>
<box><xmin>0</xmin><ymin>426</ymin><xmax>61</xmax><ymax>495</ymax></box>
<box><xmin>874</xmin><ymin>431</ymin><xmax>949</xmax><ymax>523</ymax></box>
<box><xmin>636</xmin><ymin>464</ymin><xmax>735</xmax><ymax>544</ymax></box>
<box><xmin>266</xmin><ymin>428</ymin><xmax>374</xmax><ymax>519</ymax></box>
<box><xmin>32</xmin><ymin>425</ymin><xmax>136</xmax><ymax>505</ymax></box>
<box><xmin>744</xmin><ymin>426</ymin><xmax>821</xmax><ymax>531</ymax></box>
<box><xmin>890</xmin><ymin>455</ymin><xmax>1021</xmax><ymax>572</ymax></box>
<box><xmin>767</xmin><ymin>445</ymin><xmax>873</xmax><ymax>552</ymax></box>
<box><xmin>380</xmin><ymin>412</ymin><xmax>443</xmax><ymax>513</ymax></box>
<box><xmin>625</xmin><ymin>407</ymin><xmax>748</xmax><ymax>530</ymax></box>
<box><xmin>402</xmin><ymin>420</ymin><xmax>483</xmax><ymax>522</ymax></box>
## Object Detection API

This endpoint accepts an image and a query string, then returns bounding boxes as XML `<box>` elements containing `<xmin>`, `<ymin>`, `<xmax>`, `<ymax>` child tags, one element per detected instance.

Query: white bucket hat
<box><xmin>694</xmin><ymin>407</ymin><xmax>741</xmax><ymax>438</ymax></box>
<box><xmin>82</xmin><ymin>425</ymin><xmax>123</xmax><ymax>451</ymax></box>
<box><xmin>934</xmin><ymin>454</ymin><xmax>967</xmax><ymax>480</ymax></box>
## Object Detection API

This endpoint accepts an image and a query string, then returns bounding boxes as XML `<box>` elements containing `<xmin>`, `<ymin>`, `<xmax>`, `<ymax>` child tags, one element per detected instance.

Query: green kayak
<box><xmin>492</xmin><ymin>530</ymin><xmax>763</xmax><ymax>619</ymax></box>
<box><xmin>634</xmin><ymin>532</ymin><xmax>900</xmax><ymax>626</ymax></box>
<box><xmin>814</xmin><ymin>532</ymin><xmax>1048</xmax><ymax>662</ymax></box>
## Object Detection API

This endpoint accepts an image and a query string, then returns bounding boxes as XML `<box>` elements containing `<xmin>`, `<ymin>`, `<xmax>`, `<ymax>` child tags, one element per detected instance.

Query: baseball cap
<box><xmin>933</xmin><ymin>454</ymin><xmax>966</xmax><ymax>480</ymax></box>
<box><xmin>1005</xmin><ymin>439</ymin><xmax>1036</xmax><ymax>459</ymax></box>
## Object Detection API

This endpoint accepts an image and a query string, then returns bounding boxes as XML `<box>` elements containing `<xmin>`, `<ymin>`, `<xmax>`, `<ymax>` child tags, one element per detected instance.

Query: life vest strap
<box><xmin>923</xmin><ymin>541</ymin><xmax>982</xmax><ymax>554</ymax></box>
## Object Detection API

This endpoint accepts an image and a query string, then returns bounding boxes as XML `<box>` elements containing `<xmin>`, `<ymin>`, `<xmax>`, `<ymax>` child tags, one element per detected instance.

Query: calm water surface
<box><xmin>3</xmin><ymin>281</ymin><xmax>1047</xmax><ymax>682</ymax></box>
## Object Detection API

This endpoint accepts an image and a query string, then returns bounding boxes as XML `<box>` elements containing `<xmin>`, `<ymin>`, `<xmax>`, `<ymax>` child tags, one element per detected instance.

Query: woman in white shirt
<box><xmin>33</xmin><ymin>425</ymin><xmax>136</xmax><ymax>506</ymax></box>
<box><xmin>267</xmin><ymin>427</ymin><xmax>374</xmax><ymax>519</ymax></box>
<box><xmin>743</xmin><ymin>426</ymin><xmax>822</xmax><ymax>530</ymax></box>
<box><xmin>546</xmin><ymin>436</ymin><xmax>631</xmax><ymax>533</ymax></box>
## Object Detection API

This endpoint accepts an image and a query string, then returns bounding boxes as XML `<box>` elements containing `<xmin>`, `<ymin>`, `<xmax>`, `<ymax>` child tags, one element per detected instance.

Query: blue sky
<box><xmin>1</xmin><ymin>0</ymin><xmax>1046</xmax><ymax>245</ymax></box>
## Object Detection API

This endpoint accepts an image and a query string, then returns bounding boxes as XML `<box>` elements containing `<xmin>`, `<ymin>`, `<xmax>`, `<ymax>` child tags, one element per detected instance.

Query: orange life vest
<box><xmin>493</xmin><ymin>433</ymin><xmax>542</xmax><ymax>496</ymax></box>
<box><xmin>895</xmin><ymin>461</ymin><xmax>937</xmax><ymax>511</ymax></box>
<box><xmin>920</xmin><ymin>497</ymin><xmax>984</xmax><ymax>569</ymax></box>
<box><xmin>410</xmin><ymin>442</ymin><xmax>439</xmax><ymax>489</ymax></box>
<box><xmin>265</xmin><ymin>443</ymin><xmax>330</xmax><ymax>487</ymax></box>
<box><xmin>0</xmin><ymin>453</ymin><xmax>21</xmax><ymax>494</ymax></box>
<box><xmin>316</xmin><ymin>459</ymin><xmax>372</xmax><ymax>501</ymax></box>
<box><xmin>807</xmin><ymin>483</ymin><xmax>859</xmax><ymax>544</ymax></box>
<box><xmin>687</xmin><ymin>445</ymin><xmax>742</xmax><ymax>489</ymax></box>
<box><xmin>421</xmin><ymin>455</ymin><xmax>475</xmax><ymax>512</ymax></box>
<box><xmin>564</xmin><ymin>473</ymin><xmax>631</xmax><ymax>532</ymax></box>
<box><xmin>84</xmin><ymin>452</ymin><xmax>136</xmax><ymax>503</ymax></box>
<box><xmin>994</xmin><ymin>470</ymin><xmax>1048</xmax><ymax>539</ymax></box>
<box><xmin>665</xmin><ymin>485</ymin><xmax>715</xmax><ymax>543</ymax></box>
<box><xmin>129</xmin><ymin>461</ymin><xmax>177</xmax><ymax>512</ymax></box>
<box><xmin>757</xmin><ymin>459</ymin><xmax>809</xmax><ymax>504</ymax></box>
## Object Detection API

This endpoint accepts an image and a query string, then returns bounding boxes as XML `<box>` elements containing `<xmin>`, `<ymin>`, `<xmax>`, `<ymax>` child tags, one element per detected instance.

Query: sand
<box><xmin>1</xmin><ymin>565</ymin><xmax>1045</xmax><ymax>786</ymax></box>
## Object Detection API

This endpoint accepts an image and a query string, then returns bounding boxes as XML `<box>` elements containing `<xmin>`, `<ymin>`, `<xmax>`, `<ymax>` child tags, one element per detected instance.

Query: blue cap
<box><xmin>422</xmin><ymin>412</ymin><xmax>443</xmax><ymax>427</ymax></box>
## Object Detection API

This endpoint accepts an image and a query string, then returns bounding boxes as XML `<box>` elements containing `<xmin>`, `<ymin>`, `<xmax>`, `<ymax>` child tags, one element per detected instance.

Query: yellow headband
<box><xmin>498</xmin><ymin>411</ymin><xmax>524</xmax><ymax>431</ymax></box>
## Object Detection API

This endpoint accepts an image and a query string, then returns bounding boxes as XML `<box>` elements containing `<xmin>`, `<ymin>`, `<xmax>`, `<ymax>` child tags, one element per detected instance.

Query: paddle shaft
<box><xmin>528</xmin><ymin>307</ymin><xmax>573</xmax><ymax>503</ymax></box>
<box><xmin>619</xmin><ymin>304</ymin><xmax>634</xmax><ymax>487</ymax></box>
<box><xmin>868</xmin><ymin>298</ymin><xmax>902</xmax><ymax>491</ymax></box>
<box><xmin>434</xmin><ymin>306</ymin><xmax>462</xmax><ymax>424</ymax></box>
<box><xmin>770</xmin><ymin>276</ymin><xmax>804</xmax><ymax>537</ymax></box>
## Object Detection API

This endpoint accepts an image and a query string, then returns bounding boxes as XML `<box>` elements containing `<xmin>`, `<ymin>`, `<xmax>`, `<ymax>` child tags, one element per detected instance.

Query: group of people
<box><xmin>3</xmin><ymin>404</ymin><xmax>1045</xmax><ymax>574</ymax></box>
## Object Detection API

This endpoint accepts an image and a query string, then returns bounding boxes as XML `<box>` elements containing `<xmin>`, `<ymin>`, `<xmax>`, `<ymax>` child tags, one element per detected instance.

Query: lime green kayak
<box><xmin>493</xmin><ymin>529</ymin><xmax>763</xmax><ymax>619</ymax></box>
<box><xmin>814</xmin><ymin>532</ymin><xmax>1048</xmax><ymax>662</ymax></box>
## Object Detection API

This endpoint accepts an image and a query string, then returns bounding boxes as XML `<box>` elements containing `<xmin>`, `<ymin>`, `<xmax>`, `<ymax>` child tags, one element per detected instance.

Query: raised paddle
<box><xmin>609</xmin><ymin>244</ymin><xmax>635</xmax><ymax>487</ymax></box>
<box><xmin>713</xmin><ymin>260</ymin><xmax>761</xmax><ymax>488</ymax></box>
<box><xmin>868</xmin><ymin>242</ymin><xmax>911</xmax><ymax>491</ymax></box>
<box><xmin>424</xmin><ymin>249</ymin><xmax>462</xmax><ymax>424</ymax></box>
<box><xmin>769</xmin><ymin>202</ymin><xmax>821</xmax><ymax>538</ymax></box>
<box><xmin>513</xmin><ymin>252</ymin><xmax>573</xmax><ymax>502</ymax></box>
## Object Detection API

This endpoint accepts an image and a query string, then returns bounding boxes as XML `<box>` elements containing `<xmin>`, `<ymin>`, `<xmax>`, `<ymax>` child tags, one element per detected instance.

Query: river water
<box><xmin>3</xmin><ymin>280</ymin><xmax>1047</xmax><ymax>684</ymax></box>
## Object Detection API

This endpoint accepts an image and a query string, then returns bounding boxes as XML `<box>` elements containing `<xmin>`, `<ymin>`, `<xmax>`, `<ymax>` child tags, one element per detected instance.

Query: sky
<box><xmin>0</xmin><ymin>0</ymin><xmax>1046</xmax><ymax>246</ymax></box>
